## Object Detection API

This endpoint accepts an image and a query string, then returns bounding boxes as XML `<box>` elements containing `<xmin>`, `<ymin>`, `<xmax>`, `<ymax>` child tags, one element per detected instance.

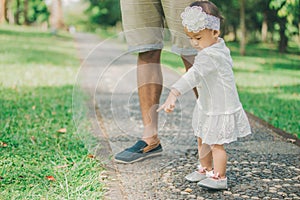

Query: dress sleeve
<box><xmin>172</xmin><ymin>52</ymin><xmax>217</xmax><ymax>95</ymax></box>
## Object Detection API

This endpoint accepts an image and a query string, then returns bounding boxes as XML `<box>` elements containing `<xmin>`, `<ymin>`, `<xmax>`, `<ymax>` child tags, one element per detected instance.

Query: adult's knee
<box><xmin>138</xmin><ymin>49</ymin><xmax>162</xmax><ymax>63</ymax></box>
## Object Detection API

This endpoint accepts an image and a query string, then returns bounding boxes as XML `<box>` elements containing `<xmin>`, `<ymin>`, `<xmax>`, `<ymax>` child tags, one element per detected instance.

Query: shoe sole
<box><xmin>185</xmin><ymin>176</ymin><xmax>208</xmax><ymax>182</ymax></box>
<box><xmin>114</xmin><ymin>151</ymin><xmax>163</xmax><ymax>164</ymax></box>
<box><xmin>198</xmin><ymin>183</ymin><xmax>228</xmax><ymax>190</ymax></box>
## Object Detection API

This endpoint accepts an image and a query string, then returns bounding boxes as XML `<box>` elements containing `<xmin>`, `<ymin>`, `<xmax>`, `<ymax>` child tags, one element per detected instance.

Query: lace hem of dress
<box><xmin>192</xmin><ymin>108</ymin><xmax>251</xmax><ymax>145</ymax></box>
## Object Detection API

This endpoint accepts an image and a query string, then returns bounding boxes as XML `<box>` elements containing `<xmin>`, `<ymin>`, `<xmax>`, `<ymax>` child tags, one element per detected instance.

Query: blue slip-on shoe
<box><xmin>114</xmin><ymin>140</ymin><xmax>163</xmax><ymax>164</ymax></box>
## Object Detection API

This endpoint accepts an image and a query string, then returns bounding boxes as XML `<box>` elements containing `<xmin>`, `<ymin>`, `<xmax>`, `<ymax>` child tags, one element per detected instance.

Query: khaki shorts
<box><xmin>120</xmin><ymin>0</ymin><xmax>197</xmax><ymax>55</ymax></box>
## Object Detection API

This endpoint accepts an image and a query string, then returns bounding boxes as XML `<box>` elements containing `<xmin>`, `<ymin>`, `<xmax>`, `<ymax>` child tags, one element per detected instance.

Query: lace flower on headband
<box><xmin>181</xmin><ymin>6</ymin><xmax>220</xmax><ymax>33</ymax></box>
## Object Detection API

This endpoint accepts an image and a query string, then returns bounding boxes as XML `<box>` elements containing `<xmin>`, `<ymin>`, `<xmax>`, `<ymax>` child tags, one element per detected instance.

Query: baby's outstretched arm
<box><xmin>156</xmin><ymin>89</ymin><xmax>181</xmax><ymax>113</ymax></box>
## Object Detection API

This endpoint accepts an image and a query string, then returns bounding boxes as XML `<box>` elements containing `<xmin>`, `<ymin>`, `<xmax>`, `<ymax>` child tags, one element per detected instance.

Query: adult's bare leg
<box><xmin>181</xmin><ymin>55</ymin><xmax>198</xmax><ymax>98</ymax></box>
<box><xmin>137</xmin><ymin>50</ymin><xmax>163</xmax><ymax>145</ymax></box>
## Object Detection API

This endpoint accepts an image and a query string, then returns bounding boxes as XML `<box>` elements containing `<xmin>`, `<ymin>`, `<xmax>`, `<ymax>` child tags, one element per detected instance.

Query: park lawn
<box><xmin>0</xmin><ymin>26</ymin><xmax>105</xmax><ymax>199</ymax></box>
<box><xmin>161</xmin><ymin>42</ymin><xmax>300</xmax><ymax>138</ymax></box>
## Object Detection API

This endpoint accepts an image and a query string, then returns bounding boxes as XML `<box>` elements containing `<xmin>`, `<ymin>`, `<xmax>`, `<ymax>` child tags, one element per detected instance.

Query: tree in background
<box><xmin>270</xmin><ymin>0</ymin><xmax>300</xmax><ymax>52</ymax></box>
<box><xmin>215</xmin><ymin>0</ymin><xmax>299</xmax><ymax>54</ymax></box>
<box><xmin>85</xmin><ymin>0</ymin><xmax>121</xmax><ymax>28</ymax></box>
<box><xmin>0</xmin><ymin>0</ymin><xmax>7</xmax><ymax>23</ymax></box>
<box><xmin>239</xmin><ymin>0</ymin><xmax>246</xmax><ymax>55</ymax></box>
<box><xmin>49</xmin><ymin>0</ymin><xmax>65</xmax><ymax>32</ymax></box>
<box><xmin>0</xmin><ymin>0</ymin><xmax>49</xmax><ymax>25</ymax></box>
<box><xmin>14</xmin><ymin>0</ymin><xmax>21</xmax><ymax>24</ymax></box>
<box><xmin>23</xmin><ymin>0</ymin><xmax>29</xmax><ymax>25</ymax></box>
<box><xmin>28</xmin><ymin>0</ymin><xmax>49</xmax><ymax>24</ymax></box>
<box><xmin>1</xmin><ymin>0</ymin><xmax>298</xmax><ymax>54</ymax></box>
<box><xmin>214</xmin><ymin>0</ymin><xmax>240</xmax><ymax>41</ymax></box>
<box><xmin>254</xmin><ymin>0</ymin><xmax>276</xmax><ymax>43</ymax></box>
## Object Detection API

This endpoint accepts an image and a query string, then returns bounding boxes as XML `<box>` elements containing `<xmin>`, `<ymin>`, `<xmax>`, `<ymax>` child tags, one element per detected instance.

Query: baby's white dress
<box><xmin>172</xmin><ymin>38</ymin><xmax>251</xmax><ymax>145</ymax></box>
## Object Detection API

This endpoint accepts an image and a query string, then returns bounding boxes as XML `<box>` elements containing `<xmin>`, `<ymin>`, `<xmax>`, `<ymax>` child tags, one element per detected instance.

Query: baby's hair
<box><xmin>190</xmin><ymin>1</ymin><xmax>224</xmax><ymax>21</ymax></box>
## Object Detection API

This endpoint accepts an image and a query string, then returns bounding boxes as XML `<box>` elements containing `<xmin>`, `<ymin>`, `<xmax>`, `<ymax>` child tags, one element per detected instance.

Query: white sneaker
<box><xmin>198</xmin><ymin>173</ymin><xmax>228</xmax><ymax>190</ymax></box>
<box><xmin>185</xmin><ymin>165</ymin><xmax>214</xmax><ymax>182</ymax></box>
<box><xmin>185</xmin><ymin>171</ymin><xmax>207</xmax><ymax>182</ymax></box>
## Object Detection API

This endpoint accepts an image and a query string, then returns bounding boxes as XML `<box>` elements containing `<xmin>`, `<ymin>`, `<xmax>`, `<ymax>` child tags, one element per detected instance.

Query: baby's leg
<box><xmin>197</xmin><ymin>137</ymin><xmax>213</xmax><ymax>171</ymax></box>
<box><xmin>211</xmin><ymin>144</ymin><xmax>227</xmax><ymax>178</ymax></box>
<box><xmin>184</xmin><ymin>137</ymin><xmax>213</xmax><ymax>182</ymax></box>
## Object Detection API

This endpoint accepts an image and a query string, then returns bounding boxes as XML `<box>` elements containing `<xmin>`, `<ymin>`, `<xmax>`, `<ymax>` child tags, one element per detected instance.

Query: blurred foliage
<box><xmin>213</xmin><ymin>0</ymin><xmax>299</xmax><ymax>52</ymax></box>
<box><xmin>269</xmin><ymin>0</ymin><xmax>300</xmax><ymax>52</ymax></box>
<box><xmin>85</xmin><ymin>0</ymin><xmax>121</xmax><ymax>27</ymax></box>
<box><xmin>0</xmin><ymin>0</ymin><xmax>299</xmax><ymax>51</ymax></box>
<box><xmin>27</xmin><ymin>0</ymin><xmax>49</xmax><ymax>23</ymax></box>
<box><xmin>270</xmin><ymin>0</ymin><xmax>299</xmax><ymax>36</ymax></box>
<box><xmin>7</xmin><ymin>0</ymin><xmax>49</xmax><ymax>25</ymax></box>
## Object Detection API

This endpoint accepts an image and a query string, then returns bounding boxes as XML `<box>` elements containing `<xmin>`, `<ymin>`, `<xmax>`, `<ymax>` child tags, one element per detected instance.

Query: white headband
<box><xmin>181</xmin><ymin>6</ymin><xmax>220</xmax><ymax>33</ymax></box>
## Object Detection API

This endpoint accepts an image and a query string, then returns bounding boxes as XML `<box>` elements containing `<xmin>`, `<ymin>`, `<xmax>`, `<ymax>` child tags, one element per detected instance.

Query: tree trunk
<box><xmin>23</xmin><ymin>0</ymin><xmax>29</xmax><ymax>25</ymax></box>
<box><xmin>261</xmin><ymin>11</ymin><xmax>268</xmax><ymax>42</ymax></box>
<box><xmin>298</xmin><ymin>22</ymin><xmax>300</xmax><ymax>45</ymax></box>
<box><xmin>239</xmin><ymin>0</ymin><xmax>246</xmax><ymax>56</ymax></box>
<box><xmin>4</xmin><ymin>0</ymin><xmax>8</xmax><ymax>22</ymax></box>
<box><xmin>4</xmin><ymin>0</ymin><xmax>12</xmax><ymax>24</ymax></box>
<box><xmin>232</xmin><ymin>25</ymin><xmax>238</xmax><ymax>42</ymax></box>
<box><xmin>0</xmin><ymin>0</ymin><xmax>9</xmax><ymax>24</ymax></box>
<box><xmin>278</xmin><ymin>18</ymin><xmax>288</xmax><ymax>53</ymax></box>
<box><xmin>14</xmin><ymin>0</ymin><xmax>21</xmax><ymax>25</ymax></box>
<box><xmin>0</xmin><ymin>0</ymin><xmax>5</xmax><ymax>24</ymax></box>
<box><xmin>50</xmin><ymin>0</ymin><xmax>65</xmax><ymax>33</ymax></box>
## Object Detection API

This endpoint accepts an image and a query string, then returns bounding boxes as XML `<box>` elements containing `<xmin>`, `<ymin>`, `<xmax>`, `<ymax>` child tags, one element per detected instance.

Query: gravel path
<box><xmin>74</xmin><ymin>32</ymin><xmax>300</xmax><ymax>200</ymax></box>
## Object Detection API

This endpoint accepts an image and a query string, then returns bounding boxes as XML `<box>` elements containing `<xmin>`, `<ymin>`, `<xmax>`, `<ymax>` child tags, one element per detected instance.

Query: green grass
<box><xmin>161</xmin><ymin>42</ymin><xmax>300</xmax><ymax>138</ymax></box>
<box><xmin>0</xmin><ymin>25</ymin><xmax>105</xmax><ymax>199</ymax></box>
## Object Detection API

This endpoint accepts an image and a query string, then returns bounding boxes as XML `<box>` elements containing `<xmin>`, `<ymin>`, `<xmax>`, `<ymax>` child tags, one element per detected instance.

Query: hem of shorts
<box><xmin>195</xmin><ymin>131</ymin><xmax>252</xmax><ymax>145</ymax></box>
<box><xmin>171</xmin><ymin>45</ymin><xmax>198</xmax><ymax>56</ymax></box>
<box><xmin>127</xmin><ymin>44</ymin><xmax>164</xmax><ymax>53</ymax></box>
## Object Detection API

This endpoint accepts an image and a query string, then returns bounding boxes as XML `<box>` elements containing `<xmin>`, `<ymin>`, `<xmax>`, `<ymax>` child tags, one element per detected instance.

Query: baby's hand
<box><xmin>156</xmin><ymin>102</ymin><xmax>175</xmax><ymax>113</ymax></box>
<box><xmin>156</xmin><ymin>89</ymin><xmax>180</xmax><ymax>113</ymax></box>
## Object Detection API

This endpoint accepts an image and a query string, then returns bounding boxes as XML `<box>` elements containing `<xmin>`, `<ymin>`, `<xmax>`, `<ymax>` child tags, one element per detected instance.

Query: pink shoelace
<box><xmin>212</xmin><ymin>172</ymin><xmax>220</xmax><ymax>179</ymax></box>
<box><xmin>197</xmin><ymin>165</ymin><xmax>207</xmax><ymax>173</ymax></box>
<box><xmin>197</xmin><ymin>165</ymin><xmax>225</xmax><ymax>180</ymax></box>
